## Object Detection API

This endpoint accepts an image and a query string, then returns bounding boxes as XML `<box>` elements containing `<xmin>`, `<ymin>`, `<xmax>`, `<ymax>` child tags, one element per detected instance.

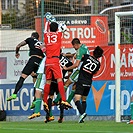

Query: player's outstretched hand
<box><xmin>15</xmin><ymin>53</ymin><xmax>20</xmax><ymax>58</ymax></box>
<box><xmin>45</xmin><ymin>12</ymin><xmax>52</xmax><ymax>21</ymax></box>
<box><xmin>49</xmin><ymin>16</ymin><xmax>56</xmax><ymax>22</ymax></box>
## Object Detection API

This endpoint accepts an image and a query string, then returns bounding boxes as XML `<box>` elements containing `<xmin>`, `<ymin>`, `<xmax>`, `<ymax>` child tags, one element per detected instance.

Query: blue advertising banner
<box><xmin>0</xmin><ymin>80</ymin><xmax>132</xmax><ymax>116</ymax></box>
<box><xmin>86</xmin><ymin>80</ymin><xmax>133</xmax><ymax>115</ymax></box>
<box><xmin>0</xmin><ymin>83</ymin><xmax>77</xmax><ymax>116</ymax></box>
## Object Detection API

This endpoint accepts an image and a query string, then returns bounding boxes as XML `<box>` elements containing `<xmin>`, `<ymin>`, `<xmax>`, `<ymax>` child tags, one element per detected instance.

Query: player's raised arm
<box><xmin>15</xmin><ymin>40</ymin><xmax>27</xmax><ymax>58</ymax></box>
<box><xmin>44</xmin><ymin>12</ymin><xmax>52</xmax><ymax>33</ymax></box>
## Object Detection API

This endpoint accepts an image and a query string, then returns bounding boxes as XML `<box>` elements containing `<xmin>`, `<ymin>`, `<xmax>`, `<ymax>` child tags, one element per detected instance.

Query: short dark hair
<box><xmin>50</xmin><ymin>22</ymin><xmax>58</xmax><ymax>32</ymax></box>
<box><xmin>31</xmin><ymin>32</ymin><xmax>39</xmax><ymax>39</ymax></box>
<box><xmin>71</xmin><ymin>38</ymin><xmax>80</xmax><ymax>45</ymax></box>
<box><xmin>93</xmin><ymin>46</ymin><xmax>103</xmax><ymax>58</ymax></box>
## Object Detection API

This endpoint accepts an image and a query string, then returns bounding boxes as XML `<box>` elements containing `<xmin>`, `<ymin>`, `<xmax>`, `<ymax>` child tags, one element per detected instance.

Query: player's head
<box><xmin>31</xmin><ymin>32</ymin><xmax>39</xmax><ymax>39</ymax></box>
<box><xmin>71</xmin><ymin>38</ymin><xmax>80</xmax><ymax>45</ymax></box>
<box><xmin>50</xmin><ymin>22</ymin><xmax>58</xmax><ymax>32</ymax></box>
<box><xmin>93</xmin><ymin>46</ymin><xmax>103</xmax><ymax>59</ymax></box>
<box><xmin>71</xmin><ymin>38</ymin><xmax>81</xmax><ymax>50</ymax></box>
<box><xmin>66</xmin><ymin>52</ymin><xmax>73</xmax><ymax>60</ymax></box>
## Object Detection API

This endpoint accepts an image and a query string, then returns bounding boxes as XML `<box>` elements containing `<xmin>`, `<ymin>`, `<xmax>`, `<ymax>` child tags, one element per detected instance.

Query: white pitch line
<box><xmin>1</xmin><ymin>127</ymin><xmax>133</xmax><ymax>133</ymax></box>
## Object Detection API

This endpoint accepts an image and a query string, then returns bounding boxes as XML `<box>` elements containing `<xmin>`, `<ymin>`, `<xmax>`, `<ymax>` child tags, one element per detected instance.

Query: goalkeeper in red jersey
<box><xmin>43</xmin><ymin>13</ymin><xmax>72</xmax><ymax>116</ymax></box>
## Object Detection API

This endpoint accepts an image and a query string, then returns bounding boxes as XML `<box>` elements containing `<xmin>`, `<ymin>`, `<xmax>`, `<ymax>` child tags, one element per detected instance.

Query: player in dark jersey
<box><xmin>44</xmin><ymin>53</ymin><xmax>73</xmax><ymax>123</ymax></box>
<box><xmin>74</xmin><ymin>46</ymin><xmax>104</xmax><ymax>123</ymax></box>
<box><xmin>7</xmin><ymin>32</ymin><xmax>44</xmax><ymax>101</ymax></box>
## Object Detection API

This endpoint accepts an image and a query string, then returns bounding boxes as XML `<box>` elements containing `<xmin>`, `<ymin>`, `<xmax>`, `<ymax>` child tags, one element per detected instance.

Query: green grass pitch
<box><xmin>0</xmin><ymin>121</ymin><xmax>133</xmax><ymax>133</ymax></box>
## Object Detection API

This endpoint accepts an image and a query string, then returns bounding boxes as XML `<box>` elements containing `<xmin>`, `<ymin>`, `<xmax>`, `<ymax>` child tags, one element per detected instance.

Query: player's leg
<box><xmin>43</xmin><ymin>79</ymin><xmax>52</xmax><ymax>113</ymax></box>
<box><xmin>81</xmin><ymin>96</ymin><xmax>87</xmax><ymax>117</ymax></box>
<box><xmin>28</xmin><ymin>90</ymin><xmax>42</xmax><ymax>119</ymax></box>
<box><xmin>47</xmin><ymin>97</ymin><xmax>53</xmax><ymax>118</ymax></box>
<box><xmin>31</xmin><ymin>72</ymin><xmax>37</xmax><ymax>84</ymax></box>
<box><xmin>48</xmin><ymin>80</ymin><xmax>58</xmax><ymax>119</ymax></box>
<box><xmin>44</xmin><ymin>97</ymin><xmax>55</xmax><ymax>123</ymax></box>
<box><xmin>82</xmin><ymin>100</ymin><xmax>87</xmax><ymax>113</ymax></box>
<box><xmin>30</xmin><ymin>72</ymin><xmax>37</xmax><ymax>108</ymax></box>
<box><xmin>75</xmin><ymin>94</ymin><xmax>84</xmax><ymax>115</ymax></box>
<box><xmin>6</xmin><ymin>73</ymin><xmax>28</xmax><ymax>101</ymax></box>
<box><xmin>74</xmin><ymin>82</ymin><xmax>87</xmax><ymax>123</ymax></box>
<box><xmin>75</xmin><ymin>94</ymin><xmax>87</xmax><ymax>123</ymax></box>
<box><xmin>28</xmin><ymin>73</ymin><xmax>46</xmax><ymax>119</ymax></box>
<box><xmin>81</xmin><ymin>87</ymin><xmax>90</xmax><ymax>113</ymax></box>
<box><xmin>131</xmin><ymin>95</ymin><xmax>133</xmax><ymax>119</ymax></box>
<box><xmin>58</xmin><ymin>103</ymin><xmax>64</xmax><ymax>123</ymax></box>
<box><xmin>30</xmin><ymin>73</ymin><xmax>44</xmax><ymax>109</ymax></box>
<box><xmin>44</xmin><ymin>97</ymin><xmax>53</xmax><ymax>123</ymax></box>
<box><xmin>64</xmin><ymin>69</ymin><xmax>79</xmax><ymax>92</ymax></box>
<box><xmin>57</xmin><ymin>78</ymin><xmax>72</xmax><ymax>108</ymax></box>
<box><xmin>44</xmin><ymin>81</ymin><xmax>57</xmax><ymax>123</ymax></box>
<box><xmin>66</xmin><ymin>69</ymin><xmax>79</xmax><ymax>103</ymax></box>
<box><xmin>78</xmin><ymin>86</ymin><xmax>90</xmax><ymax>123</ymax></box>
<box><xmin>53</xmin><ymin>85</ymin><xmax>68</xmax><ymax>104</ymax></box>
<box><xmin>67</xmin><ymin>83</ymin><xmax>76</xmax><ymax>103</ymax></box>
<box><xmin>128</xmin><ymin>95</ymin><xmax>133</xmax><ymax>124</ymax></box>
<box><xmin>7</xmin><ymin>57</ymin><xmax>42</xmax><ymax>101</ymax></box>
<box><xmin>53</xmin><ymin>69</ymin><xmax>79</xmax><ymax>104</ymax></box>
<box><xmin>43</xmin><ymin>64</ymin><xmax>53</xmax><ymax>113</ymax></box>
<box><xmin>53</xmin><ymin>64</ymin><xmax>72</xmax><ymax>108</ymax></box>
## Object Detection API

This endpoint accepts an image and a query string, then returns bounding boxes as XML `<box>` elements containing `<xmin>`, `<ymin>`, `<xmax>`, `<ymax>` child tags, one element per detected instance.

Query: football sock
<box><xmin>49</xmin><ymin>110</ymin><xmax>53</xmax><ymax>117</ymax></box>
<box><xmin>33</xmin><ymin>87</ymin><xmax>36</xmax><ymax>102</ymax></box>
<box><xmin>48</xmin><ymin>98</ymin><xmax>52</xmax><ymax>112</ymax></box>
<box><xmin>67</xmin><ymin>90</ymin><xmax>75</xmax><ymax>103</ymax></box>
<box><xmin>14</xmin><ymin>77</ymin><xmax>25</xmax><ymax>94</ymax></box>
<box><xmin>43</xmin><ymin>84</ymin><xmax>50</xmax><ymax>103</ymax></box>
<box><xmin>48</xmin><ymin>98</ymin><xmax>53</xmax><ymax>117</ymax></box>
<box><xmin>34</xmin><ymin>98</ymin><xmax>41</xmax><ymax>113</ymax></box>
<box><xmin>75</xmin><ymin>100</ymin><xmax>84</xmax><ymax>115</ymax></box>
<box><xmin>64</xmin><ymin>86</ymin><xmax>68</xmax><ymax>91</ymax></box>
<box><xmin>54</xmin><ymin>94</ymin><xmax>61</xmax><ymax>103</ymax></box>
<box><xmin>131</xmin><ymin>102</ymin><xmax>133</xmax><ymax>120</ymax></box>
<box><xmin>82</xmin><ymin>101</ymin><xmax>86</xmax><ymax>113</ymax></box>
<box><xmin>57</xmin><ymin>81</ymin><xmax>66</xmax><ymax>101</ymax></box>
<box><xmin>54</xmin><ymin>86</ymin><xmax>67</xmax><ymax>103</ymax></box>
<box><xmin>60</xmin><ymin>104</ymin><xmax>64</xmax><ymax>117</ymax></box>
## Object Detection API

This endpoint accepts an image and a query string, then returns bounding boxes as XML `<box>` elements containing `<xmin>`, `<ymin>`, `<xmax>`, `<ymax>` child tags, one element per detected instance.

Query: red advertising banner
<box><xmin>92</xmin><ymin>45</ymin><xmax>133</xmax><ymax>80</ymax></box>
<box><xmin>0</xmin><ymin>57</ymin><xmax>7</xmax><ymax>79</ymax></box>
<box><xmin>35</xmin><ymin>15</ymin><xmax>108</xmax><ymax>48</ymax></box>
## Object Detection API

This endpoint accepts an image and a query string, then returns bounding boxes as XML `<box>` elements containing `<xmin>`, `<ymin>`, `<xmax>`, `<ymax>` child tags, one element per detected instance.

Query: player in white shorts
<box><xmin>28</xmin><ymin>53</ymin><xmax>46</xmax><ymax>119</ymax></box>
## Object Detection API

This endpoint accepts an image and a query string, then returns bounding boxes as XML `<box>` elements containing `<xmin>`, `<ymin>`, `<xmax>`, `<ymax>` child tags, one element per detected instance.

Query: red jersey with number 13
<box><xmin>44</xmin><ymin>32</ymin><xmax>62</xmax><ymax>58</ymax></box>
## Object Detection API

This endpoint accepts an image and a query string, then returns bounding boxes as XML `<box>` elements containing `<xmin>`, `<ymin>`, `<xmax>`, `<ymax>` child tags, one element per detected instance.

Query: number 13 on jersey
<box><xmin>47</xmin><ymin>35</ymin><xmax>58</xmax><ymax>44</ymax></box>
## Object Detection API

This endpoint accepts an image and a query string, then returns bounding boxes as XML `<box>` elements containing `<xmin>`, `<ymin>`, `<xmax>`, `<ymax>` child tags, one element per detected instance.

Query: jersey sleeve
<box><xmin>24</xmin><ymin>37</ymin><xmax>30</xmax><ymax>44</ymax></box>
<box><xmin>44</xmin><ymin>21</ymin><xmax>50</xmax><ymax>33</ymax></box>
<box><xmin>76</xmin><ymin>48</ymin><xmax>85</xmax><ymax>60</ymax></box>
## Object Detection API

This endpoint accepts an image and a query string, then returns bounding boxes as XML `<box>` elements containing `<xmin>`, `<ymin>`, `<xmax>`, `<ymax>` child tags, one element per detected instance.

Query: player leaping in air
<box><xmin>43</xmin><ymin>12</ymin><xmax>72</xmax><ymax>117</ymax></box>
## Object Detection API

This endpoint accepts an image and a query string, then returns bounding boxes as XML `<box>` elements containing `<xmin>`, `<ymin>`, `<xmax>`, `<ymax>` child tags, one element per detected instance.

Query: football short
<box><xmin>75</xmin><ymin>81</ymin><xmax>91</xmax><ymax>96</ymax></box>
<box><xmin>69</xmin><ymin>69</ymin><xmax>80</xmax><ymax>83</ymax></box>
<box><xmin>45</xmin><ymin>58</ymin><xmax>63</xmax><ymax>79</ymax></box>
<box><xmin>37</xmin><ymin>56</ymin><xmax>46</xmax><ymax>73</ymax></box>
<box><xmin>22</xmin><ymin>56</ymin><xmax>42</xmax><ymax>75</ymax></box>
<box><xmin>34</xmin><ymin>73</ymin><xmax>46</xmax><ymax>92</ymax></box>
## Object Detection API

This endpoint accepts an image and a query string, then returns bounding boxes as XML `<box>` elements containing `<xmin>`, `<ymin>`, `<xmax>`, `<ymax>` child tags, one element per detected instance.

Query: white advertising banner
<box><xmin>0</xmin><ymin>51</ymin><xmax>33</xmax><ymax>84</ymax></box>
